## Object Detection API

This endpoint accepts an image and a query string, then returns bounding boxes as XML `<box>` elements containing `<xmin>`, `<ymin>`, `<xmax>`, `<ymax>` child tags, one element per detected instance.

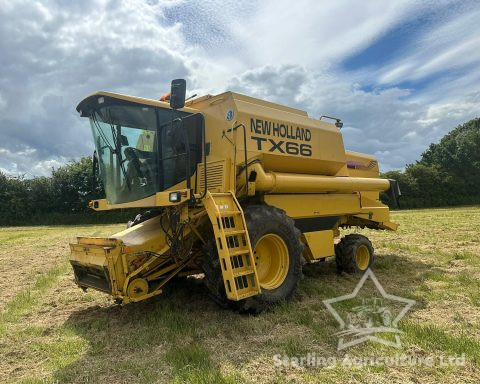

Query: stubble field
<box><xmin>1</xmin><ymin>206</ymin><xmax>479</xmax><ymax>383</ymax></box>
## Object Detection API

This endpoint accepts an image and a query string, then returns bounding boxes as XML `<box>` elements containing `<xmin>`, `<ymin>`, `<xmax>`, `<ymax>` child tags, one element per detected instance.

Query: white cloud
<box><xmin>0</xmin><ymin>0</ymin><xmax>478</xmax><ymax>176</ymax></box>
<box><xmin>229</xmin><ymin>0</ymin><xmax>423</xmax><ymax>68</ymax></box>
<box><xmin>0</xmin><ymin>0</ymin><xmax>195</xmax><ymax>169</ymax></box>
<box><xmin>0</xmin><ymin>93</ymin><xmax>6</xmax><ymax>111</ymax></box>
<box><xmin>224</xmin><ymin>60</ymin><xmax>478</xmax><ymax>171</ymax></box>
<box><xmin>378</xmin><ymin>6</ymin><xmax>480</xmax><ymax>86</ymax></box>
<box><xmin>0</xmin><ymin>146</ymin><xmax>67</xmax><ymax>177</ymax></box>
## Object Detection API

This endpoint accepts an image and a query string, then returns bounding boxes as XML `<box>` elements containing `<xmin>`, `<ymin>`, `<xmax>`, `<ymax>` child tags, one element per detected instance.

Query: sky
<box><xmin>0</xmin><ymin>0</ymin><xmax>479</xmax><ymax>176</ymax></box>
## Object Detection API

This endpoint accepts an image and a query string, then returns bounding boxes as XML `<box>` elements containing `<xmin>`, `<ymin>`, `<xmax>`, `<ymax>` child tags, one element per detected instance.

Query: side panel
<box><xmin>263</xmin><ymin>194</ymin><xmax>362</xmax><ymax>219</ymax></box>
<box><xmin>303</xmin><ymin>230</ymin><xmax>335</xmax><ymax>260</ymax></box>
<box><xmin>191</xmin><ymin>92</ymin><xmax>348</xmax><ymax>177</ymax></box>
<box><xmin>345</xmin><ymin>150</ymin><xmax>382</xmax><ymax>202</ymax></box>
<box><xmin>264</xmin><ymin>192</ymin><xmax>396</xmax><ymax>231</ymax></box>
<box><xmin>235</xmin><ymin>97</ymin><xmax>347</xmax><ymax>176</ymax></box>
<box><xmin>345</xmin><ymin>150</ymin><xmax>380</xmax><ymax>178</ymax></box>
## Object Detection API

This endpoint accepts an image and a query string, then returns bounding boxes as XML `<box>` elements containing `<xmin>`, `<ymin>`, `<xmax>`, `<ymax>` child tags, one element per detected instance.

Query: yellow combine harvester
<box><xmin>70</xmin><ymin>79</ymin><xmax>400</xmax><ymax>312</ymax></box>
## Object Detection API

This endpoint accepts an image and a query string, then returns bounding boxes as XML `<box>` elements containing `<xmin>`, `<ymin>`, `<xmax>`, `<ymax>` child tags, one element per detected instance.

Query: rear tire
<box><xmin>335</xmin><ymin>234</ymin><xmax>374</xmax><ymax>274</ymax></box>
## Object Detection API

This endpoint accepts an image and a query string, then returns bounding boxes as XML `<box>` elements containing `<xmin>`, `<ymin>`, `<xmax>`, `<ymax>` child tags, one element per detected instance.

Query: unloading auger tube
<box><xmin>69</xmin><ymin>78</ymin><xmax>400</xmax><ymax>313</ymax></box>
<box><xmin>250</xmin><ymin>163</ymin><xmax>390</xmax><ymax>194</ymax></box>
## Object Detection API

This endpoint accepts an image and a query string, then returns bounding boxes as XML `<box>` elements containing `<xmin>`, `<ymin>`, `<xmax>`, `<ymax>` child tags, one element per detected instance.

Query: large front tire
<box><xmin>202</xmin><ymin>205</ymin><xmax>304</xmax><ymax>313</ymax></box>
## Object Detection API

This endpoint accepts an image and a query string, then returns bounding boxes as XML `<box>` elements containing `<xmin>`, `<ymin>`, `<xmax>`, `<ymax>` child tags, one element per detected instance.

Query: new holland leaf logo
<box><xmin>323</xmin><ymin>269</ymin><xmax>415</xmax><ymax>350</ymax></box>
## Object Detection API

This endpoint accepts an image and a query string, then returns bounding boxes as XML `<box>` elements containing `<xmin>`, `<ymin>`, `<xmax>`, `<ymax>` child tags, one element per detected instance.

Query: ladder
<box><xmin>203</xmin><ymin>191</ymin><xmax>261</xmax><ymax>301</ymax></box>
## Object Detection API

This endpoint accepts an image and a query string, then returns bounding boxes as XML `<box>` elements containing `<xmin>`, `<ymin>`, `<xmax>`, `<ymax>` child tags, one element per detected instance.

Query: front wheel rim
<box><xmin>254</xmin><ymin>234</ymin><xmax>289</xmax><ymax>290</ymax></box>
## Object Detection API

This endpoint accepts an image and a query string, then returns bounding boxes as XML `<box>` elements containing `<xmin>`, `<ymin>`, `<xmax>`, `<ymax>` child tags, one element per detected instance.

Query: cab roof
<box><xmin>76</xmin><ymin>91</ymin><xmax>200</xmax><ymax>117</ymax></box>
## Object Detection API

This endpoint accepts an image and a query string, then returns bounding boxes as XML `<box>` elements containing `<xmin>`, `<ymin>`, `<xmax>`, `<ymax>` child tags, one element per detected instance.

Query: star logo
<box><xmin>323</xmin><ymin>269</ymin><xmax>415</xmax><ymax>350</ymax></box>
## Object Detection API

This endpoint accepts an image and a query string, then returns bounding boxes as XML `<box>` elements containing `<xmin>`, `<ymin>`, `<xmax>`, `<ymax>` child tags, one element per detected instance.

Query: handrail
<box><xmin>231</xmin><ymin>123</ymin><xmax>249</xmax><ymax>197</ymax></box>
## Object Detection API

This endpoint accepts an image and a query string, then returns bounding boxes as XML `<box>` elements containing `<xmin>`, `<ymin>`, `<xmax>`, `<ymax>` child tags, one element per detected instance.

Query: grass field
<box><xmin>1</xmin><ymin>206</ymin><xmax>480</xmax><ymax>383</ymax></box>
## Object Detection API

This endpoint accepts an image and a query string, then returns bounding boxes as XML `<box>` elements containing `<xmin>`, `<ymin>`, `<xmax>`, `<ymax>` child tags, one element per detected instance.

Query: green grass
<box><xmin>0</xmin><ymin>263</ymin><xmax>68</xmax><ymax>336</ymax></box>
<box><xmin>1</xmin><ymin>207</ymin><xmax>480</xmax><ymax>383</ymax></box>
<box><xmin>401</xmin><ymin>321</ymin><xmax>480</xmax><ymax>364</ymax></box>
<box><xmin>166</xmin><ymin>344</ymin><xmax>240</xmax><ymax>384</ymax></box>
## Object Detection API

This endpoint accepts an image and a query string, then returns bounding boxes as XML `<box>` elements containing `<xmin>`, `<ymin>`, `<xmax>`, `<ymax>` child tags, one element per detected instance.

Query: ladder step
<box><xmin>229</xmin><ymin>249</ymin><xmax>250</xmax><ymax>256</ymax></box>
<box><xmin>236</xmin><ymin>291</ymin><xmax>259</xmax><ymax>300</ymax></box>
<box><xmin>224</xmin><ymin>229</ymin><xmax>246</xmax><ymax>236</ymax></box>
<box><xmin>217</xmin><ymin>210</ymin><xmax>242</xmax><ymax>216</ymax></box>
<box><xmin>232</xmin><ymin>269</ymin><xmax>256</xmax><ymax>277</ymax></box>
<box><xmin>204</xmin><ymin>190</ymin><xmax>261</xmax><ymax>301</ymax></box>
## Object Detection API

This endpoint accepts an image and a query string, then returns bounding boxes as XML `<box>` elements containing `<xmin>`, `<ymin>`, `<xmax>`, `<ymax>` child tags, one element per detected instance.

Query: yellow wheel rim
<box><xmin>355</xmin><ymin>244</ymin><xmax>370</xmax><ymax>271</ymax></box>
<box><xmin>127</xmin><ymin>278</ymin><xmax>149</xmax><ymax>299</ymax></box>
<box><xmin>254</xmin><ymin>234</ymin><xmax>289</xmax><ymax>290</ymax></box>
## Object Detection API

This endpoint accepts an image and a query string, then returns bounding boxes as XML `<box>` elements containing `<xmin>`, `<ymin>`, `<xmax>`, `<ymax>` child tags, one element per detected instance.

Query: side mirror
<box><xmin>170</xmin><ymin>79</ymin><xmax>186</xmax><ymax>110</ymax></box>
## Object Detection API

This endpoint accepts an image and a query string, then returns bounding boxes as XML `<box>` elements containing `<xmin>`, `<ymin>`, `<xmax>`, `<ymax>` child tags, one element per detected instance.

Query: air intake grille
<box><xmin>197</xmin><ymin>160</ymin><xmax>226</xmax><ymax>193</ymax></box>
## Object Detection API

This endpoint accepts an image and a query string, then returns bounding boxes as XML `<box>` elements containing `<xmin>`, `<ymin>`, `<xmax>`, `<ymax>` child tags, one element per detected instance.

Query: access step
<box><xmin>203</xmin><ymin>191</ymin><xmax>261</xmax><ymax>301</ymax></box>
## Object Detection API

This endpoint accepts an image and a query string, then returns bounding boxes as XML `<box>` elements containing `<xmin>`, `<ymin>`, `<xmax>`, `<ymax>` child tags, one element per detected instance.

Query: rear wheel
<box><xmin>335</xmin><ymin>234</ymin><xmax>374</xmax><ymax>274</ymax></box>
<box><xmin>202</xmin><ymin>205</ymin><xmax>304</xmax><ymax>313</ymax></box>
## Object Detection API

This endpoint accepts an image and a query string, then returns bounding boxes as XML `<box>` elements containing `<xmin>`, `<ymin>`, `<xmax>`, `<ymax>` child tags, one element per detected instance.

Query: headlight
<box><xmin>169</xmin><ymin>192</ymin><xmax>182</xmax><ymax>202</ymax></box>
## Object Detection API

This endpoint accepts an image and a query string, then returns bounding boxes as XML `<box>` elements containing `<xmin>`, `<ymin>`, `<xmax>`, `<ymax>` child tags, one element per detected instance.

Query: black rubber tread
<box><xmin>202</xmin><ymin>204</ymin><xmax>304</xmax><ymax>313</ymax></box>
<box><xmin>201</xmin><ymin>238</ymin><xmax>232</xmax><ymax>309</ymax></box>
<box><xmin>335</xmin><ymin>234</ymin><xmax>374</xmax><ymax>274</ymax></box>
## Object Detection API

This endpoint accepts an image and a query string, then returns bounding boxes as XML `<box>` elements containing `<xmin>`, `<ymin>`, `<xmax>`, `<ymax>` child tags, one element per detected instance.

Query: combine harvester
<box><xmin>70</xmin><ymin>79</ymin><xmax>400</xmax><ymax>312</ymax></box>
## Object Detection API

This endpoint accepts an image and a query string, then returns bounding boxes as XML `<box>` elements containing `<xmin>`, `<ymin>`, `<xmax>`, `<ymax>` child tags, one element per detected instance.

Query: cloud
<box><xmin>227</xmin><ymin>64</ymin><xmax>431</xmax><ymax>170</ymax></box>
<box><xmin>376</xmin><ymin>4</ymin><xmax>480</xmax><ymax>92</ymax></box>
<box><xmin>0</xmin><ymin>146</ymin><xmax>67</xmax><ymax>177</ymax></box>
<box><xmin>0</xmin><ymin>0</ymin><xmax>193</xmax><ymax>174</ymax></box>
<box><xmin>229</xmin><ymin>0</ymin><xmax>425</xmax><ymax>68</ymax></box>
<box><xmin>0</xmin><ymin>0</ymin><xmax>478</xmax><ymax>176</ymax></box>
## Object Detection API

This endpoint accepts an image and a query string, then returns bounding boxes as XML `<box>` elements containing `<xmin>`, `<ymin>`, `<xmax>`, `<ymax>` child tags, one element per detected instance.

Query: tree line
<box><xmin>0</xmin><ymin>118</ymin><xmax>479</xmax><ymax>225</ymax></box>
<box><xmin>0</xmin><ymin>157</ymin><xmax>130</xmax><ymax>226</ymax></box>
<box><xmin>381</xmin><ymin>118</ymin><xmax>480</xmax><ymax>208</ymax></box>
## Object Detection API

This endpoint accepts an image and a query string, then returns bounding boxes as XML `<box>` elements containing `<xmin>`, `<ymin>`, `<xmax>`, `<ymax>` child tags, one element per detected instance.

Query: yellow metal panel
<box><xmin>155</xmin><ymin>189</ymin><xmax>190</xmax><ymax>205</ymax></box>
<box><xmin>303</xmin><ymin>230</ymin><xmax>335</xmax><ymax>260</ymax></box>
<box><xmin>189</xmin><ymin>91</ymin><xmax>308</xmax><ymax>116</ymax></box>
<box><xmin>235</xmin><ymin>97</ymin><xmax>346</xmax><ymax>176</ymax></box>
<box><xmin>113</xmin><ymin>215</ymin><xmax>168</xmax><ymax>251</ymax></box>
<box><xmin>191</xmin><ymin>91</ymin><xmax>347</xmax><ymax>176</ymax></box>
<box><xmin>76</xmin><ymin>237</ymin><xmax>119</xmax><ymax>247</ymax></box>
<box><xmin>90</xmin><ymin>189</ymin><xmax>191</xmax><ymax>211</ymax></box>
<box><xmin>89</xmin><ymin>195</ymin><xmax>156</xmax><ymax>211</ymax></box>
<box><xmin>70</xmin><ymin>246</ymin><xmax>109</xmax><ymax>267</ymax></box>
<box><xmin>263</xmin><ymin>193</ymin><xmax>361</xmax><ymax>219</ymax></box>
<box><xmin>196</xmin><ymin>159</ymin><xmax>228</xmax><ymax>193</ymax></box>
<box><xmin>345</xmin><ymin>150</ymin><xmax>380</xmax><ymax>178</ymax></box>
<box><xmin>358</xmin><ymin>196</ymin><xmax>391</xmax><ymax>222</ymax></box>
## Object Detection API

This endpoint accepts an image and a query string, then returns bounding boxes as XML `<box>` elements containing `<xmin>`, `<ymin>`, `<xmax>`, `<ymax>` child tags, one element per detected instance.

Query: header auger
<box><xmin>69</xmin><ymin>79</ymin><xmax>400</xmax><ymax>312</ymax></box>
